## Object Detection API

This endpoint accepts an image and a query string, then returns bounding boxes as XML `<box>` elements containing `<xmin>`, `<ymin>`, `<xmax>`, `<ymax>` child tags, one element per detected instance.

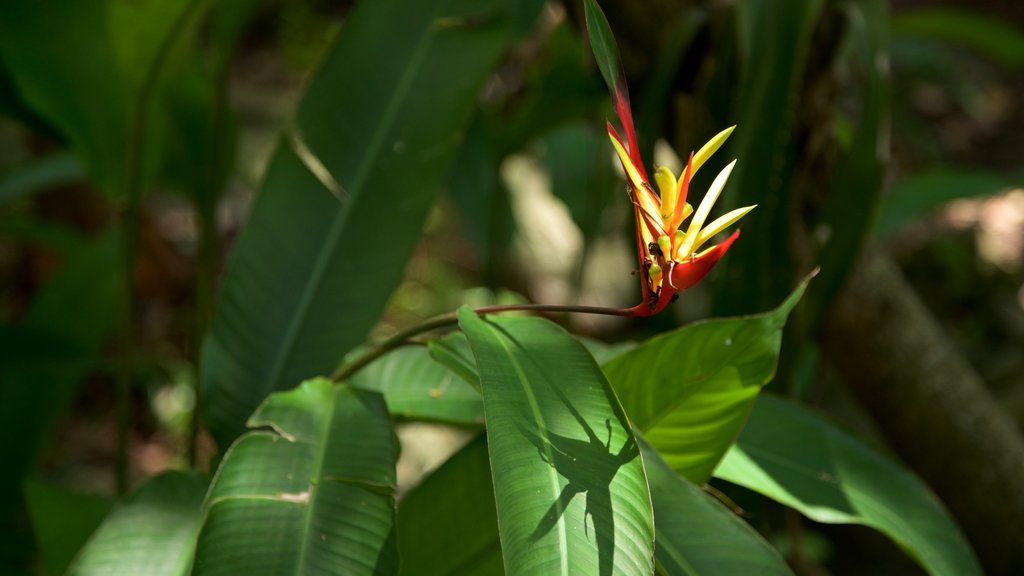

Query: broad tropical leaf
<box><xmin>603</xmin><ymin>278</ymin><xmax>809</xmax><ymax>483</ymax></box>
<box><xmin>639</xmin><ymin>439</ymin><xmax>792</xmax><ymax>576</ymax></box>
<box><xmin>201</xmin><ymin>0</ymin><xmax>545</xmax><ymax>447</ymax></box>
<box><xmin>458</xmin><ymin>307</ymin><xmax>654</xmax><ymax>576</ymax></box>
<box><xmin>66</xmin><ymin>472</ymin><xmax>207</xmax><ymax>576</ymax></box>
<box><xmin>716</xmin><ymin>394</ymin><xmax>983</xmax><ymax>576</ymax></box>
<box><xmin>397</xmin><ymin>436</ymin><xmax>502</xmax><ymax>575</ymax></box>
<box><xmin>193</xmin><ymin>378</ymin><xmax>397</xmax><ymax>575</ymax></box>
<box><xmin>348</xmin><ymin>343</ymin><xmax>483</xmax><ymax>425</ymax></box>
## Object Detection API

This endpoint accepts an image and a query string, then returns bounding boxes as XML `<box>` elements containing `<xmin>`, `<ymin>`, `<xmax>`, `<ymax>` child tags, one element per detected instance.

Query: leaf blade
<box><xmin>458</xmin><ymin>308</ymin><xmax>654</xmax><ymax>576</ymax></box>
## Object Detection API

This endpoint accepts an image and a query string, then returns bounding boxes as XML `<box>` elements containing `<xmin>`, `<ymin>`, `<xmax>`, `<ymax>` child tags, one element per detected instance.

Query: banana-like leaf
<box><xmin>602</xmin><ymin>278</ymin><xmax>809</xmax><ymax>483</ymax></box>
<box><xmin>639</xmin><ymin>439</ymin><xmax>792</xmax><ymax>576</ymax></box>
<box><xmin>397</xmin><ymin>436</ymin><xmax>502</xmax><ymax>575</ymax></box>
<box><xmin>201</xmin><ymin>0</ymin><xmax>544</xmax><ymax>447</ymax></box>
<box><xmin>715</xmin><ymin>0</ymin><xmax>823</xmax><ymax>315</ymax></box>
<box><xmin>716</xmin><ymin>394</ymin><xmax>983</xmax><ymax>576</ymax></box>
<box><xmin>66</xmin><ymin>471</ymin><xmax>207</xmax><ymax>576</ymax></box>
<box><xmin>193</xmin><ymin>378</ymin><xmax>397</xmax><ymax>575</ymax></box>
<box><xmin>458</xmin><ymin>307</ymin><xmax>654</xmax><ymax>576</ymax></box>
<box><xmin>348</xmin><ymin>343</ymin><xmax>483</xmax><ymax>425</ymax></box>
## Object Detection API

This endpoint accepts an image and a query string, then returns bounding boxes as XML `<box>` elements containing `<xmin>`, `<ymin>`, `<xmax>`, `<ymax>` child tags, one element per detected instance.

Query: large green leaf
<box><xmin>201</xmin><ymin>0</ymin><xmax>545</xmax><ymax>447</ymax></box>
<box><xmin>639</xmin><ymin>440</ymin><xmax>792</xmax><ymax>576</ymax></box>
<box><xmin>715</xmin><ymin>394</ymin><xmax>982</xmax><ymax>576</ymax></box>
<box><xmin>805</xmin><ymin>0</ymin><xmax>890</xmax><ymax>327</ymax></box>
<box><xmin>458</xmin><ymin>308</ymin><xmax>654</xmax><ymax>576</ymax></box>
<box><xmin>66</xmin><ymin>471</ymin><xmax>208</xmax><ymax>576</ymax></box>
<box><xmin>193</xmin><ymin>378</ymin><xmax>397</xmax><ymax>575</ymax></box>
<box><xmin>603</xmin><ymin>279</ymin><xmax>809</xmax><ymax>483</ymax></box>
<box><xmin>397</xmin><ymin>436</ymin><xmax>502</xmax><ymax>575</ymax></box>
<box><xmin>715</xmin><ymin>0</ymin><xmax>823</xmax><ymax>315</ymax></box>
<box><xmin>348</xmin><ymin>343</ymin><xmax>483</xmax><ymax>425</ymax></box>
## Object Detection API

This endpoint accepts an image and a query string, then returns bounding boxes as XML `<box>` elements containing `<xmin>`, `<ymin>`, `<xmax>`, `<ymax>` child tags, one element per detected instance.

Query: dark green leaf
<box><xmin>25</xmin><ymin>481</ymin><xmax>113</xmax><ymax>576</ymax></box>
<box><xmin>397</xmin><ymin>436</ymin><xmax>503</xmax><ymax>575</ymax></box>
<box><xmin>715</xmin><ymin>0</ymin><xmax>823</xmax><ymax>315</ymax></box>
<box><xmin>202</xmin><ymin>0</ymin><xmax>544</xmax><ymax>447</ymax></box>
<box><xmin>805</xmin><ymin>0</ymin><xmax>890</xmax><ymax>327</ymax></box>
<box><xmin>603</xmin><ymin>278</ymin><xmax>809</xmax><ymax>483</ymax></box>
<box><xmin>893</xmin><ymin>8</ymin><xmax>1024</xmax><ymax>69</ymax></box>
<box><xmin>66</xmin><ymin>471</ymin><xmax>207</xmax><ymax>576</ymax></box>
<box><xmin>582</xmin><ymin>0</ymin><xmax>625</xmax><ymax>100</ymax></box>
<box><xmin>193</xmin><ymin>378</ymin><xmax>398</xmax><ymax>575</ymax></box>
<box><xmin>458</xmin><ymin>308</ymin><xmax>654</xmax><ymax>576</ymax></box>
<box><xmin>640</xmin><ymin>439</ymin><xmax>792</xmax><ymax>576</ymax></box>
<box><xmin>716</xmin><ymin>394</ymin><xmax>983</xmax><ymax>576</ymax></box>
<box><xmin>876</xmin><ymin>168</ymin><xmax>1018</xmax><ymax>236</ymax></box>
<box><xmin>0</xmin><ymin>153</ymin><xmax>84</xmax><ymax>205</ymax></box>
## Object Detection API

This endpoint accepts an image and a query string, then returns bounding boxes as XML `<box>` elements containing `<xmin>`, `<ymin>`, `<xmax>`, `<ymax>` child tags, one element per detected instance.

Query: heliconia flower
<box><xmin>584</xmin><ymin>0</ymin><xmax>754</xmax><ymax>316</ymax></box>
<box><xmin>610</xmin><ymin>121</ymin><xmax>755</xmax><ymax>316</ymax></box>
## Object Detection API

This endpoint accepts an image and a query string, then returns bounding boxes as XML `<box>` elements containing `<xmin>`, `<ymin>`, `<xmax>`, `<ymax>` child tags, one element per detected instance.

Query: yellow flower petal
<box><xmin>654</xmin><ymin>166</ymin><xmax>678</xmax><ymax>220</ymax></box>
<box><xmin>691</xmin><ymin>125</ymin><xmax>735</xmax><ymax>177</ymax></box>
<box><xmin>608</xmin><ymin>132</ymin><xmax>646</xmax><ymax>190</ymax></box>
<box><xmin>692</xmin><ymin>205</ymin><xmax>756</xmax><ymax>252</ymax></box>
<box><xmin>676</xmin><ymin>159</ymin><xmax>736</xmax><ymax>258</ymax></box>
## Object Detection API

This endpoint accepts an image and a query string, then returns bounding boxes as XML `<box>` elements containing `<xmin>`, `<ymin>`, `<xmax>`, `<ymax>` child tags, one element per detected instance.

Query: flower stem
<box><xmin>330</xmin><ymin>302</ymin><xmax>639</xmax><ymax>383</ymax></box>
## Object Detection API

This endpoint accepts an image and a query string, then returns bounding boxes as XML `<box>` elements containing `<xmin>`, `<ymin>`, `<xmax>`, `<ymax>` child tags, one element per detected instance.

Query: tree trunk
<box><xmin>824</xmin><ymin>250</ymin><xmax>1024</xmax><ymax>575</ymax></box>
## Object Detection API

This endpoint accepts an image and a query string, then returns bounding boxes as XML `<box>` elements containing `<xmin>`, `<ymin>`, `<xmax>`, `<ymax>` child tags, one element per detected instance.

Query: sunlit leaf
<box><xmin>458</xmin><ymin>307</ymin><xmax>654</xmax><ymax>576</ymax></box>
<box><xmin>193</xmin><ymin>378</ymin><xmax>398</xmax><ymax>575</ymax></box>
<box><xmin>603</xmin><ymin>278</ymin><xmax>809</xmax><ymax>483</ymax></box>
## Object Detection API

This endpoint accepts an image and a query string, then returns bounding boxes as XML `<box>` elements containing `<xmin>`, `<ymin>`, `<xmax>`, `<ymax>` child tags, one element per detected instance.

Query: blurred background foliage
<box><xmin>0</xmin><ymin>0</ymin><xmax>1022</xmax><ymax>574</ymax></box>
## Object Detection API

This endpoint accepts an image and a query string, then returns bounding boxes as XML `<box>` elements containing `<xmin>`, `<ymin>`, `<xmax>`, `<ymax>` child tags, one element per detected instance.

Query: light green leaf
<box><xmin>201</xmin><ymin>0</ymin><xmax>544</xmax><ymax>447</ymax></box>
<box><xmin>603</xmin><ymin>279</ymin><xmax>808</xmax><ymax>483</ymax></box>
<box><xmin>193</xmin><ymin>378</ymin><xmax>398</xmax><ymax>575</ymax></box>
<box><xmin>639</xmin><ymin>439</ymin><xmax>792</xmax><ymax>576</ymax></box>
<box><xmin>348</xmin><ymin>343</ymin><xmax>483</xmax><ymax>425</ymax></box>
<box><xmin>66</xmin><ymin>471</ymin><xmax>207</xmax><ymax>576</ymax></box>
<box><xmin>716</xmin><ymin>394</ymin><xmax>983</xmax><ymax>576</ymax></box>
<box><xmin>397</xmin><ymin>435</ymin><xmax>503</xmax><ymax>575</ymax></box>
<box><xmin>458</xmin><ymin>307</ymin><xmax>654</xmax><ymax>576</ymax></box>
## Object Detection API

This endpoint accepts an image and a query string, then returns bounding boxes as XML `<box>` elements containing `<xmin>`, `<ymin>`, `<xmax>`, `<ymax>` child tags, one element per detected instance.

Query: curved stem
<box><xmin>331</xmin><ymin>302</ymin><xmax>641</xmax><ymax>383</ymax></box>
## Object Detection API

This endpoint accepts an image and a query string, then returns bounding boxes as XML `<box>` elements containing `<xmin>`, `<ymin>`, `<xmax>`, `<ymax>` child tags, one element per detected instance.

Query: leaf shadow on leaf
<box><xmin>511</xmin><ymin>368</ymin><xmax>640</xmax><ymax>576</ymax></box>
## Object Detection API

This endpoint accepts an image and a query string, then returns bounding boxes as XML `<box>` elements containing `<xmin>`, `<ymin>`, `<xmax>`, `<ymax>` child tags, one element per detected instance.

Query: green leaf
<box><xmin>639</xmin><ymin>439</ymin><xmax>792</xmax><ymax>576</ymax></box>
<box><xmin>193</xmin><ymin>378</ymin><xmax>398</xmax><ymax>575</ymax></box>
<box><xmin>201</xmin><ymin>0</ymin><xmax>545</xmax><ymax>447</ymax></box>
<box><xmin>893</xmin><ymin>8</ymin><xmax>1024</xmax><ymax>69</ymax></box>
<box><xmin>715</xmin><ymin>0</ymin><xmax>823</xmax><ymax>315</ymax></box>
<box><xmin>397</xmin><ymin>436</ymin><xmax>503</xmax><ymax>575</ymax></box>
<box><xmin>348</xmin><ymin>343</ymin><xmax>483</xmax><ymax>425</ymax></box>
<box><xmin>805</xmin><ymin>0</ymin><xmax>891</xmax><ymax>328</ymax></box>
<box><xmin>25</xmin><ymin>481</ymin><xmax>113</xmax><ymax>576</ymax></box>
<box><xmin>603</xmin><ymin>278</ymin><xmax>809</xmax><ymax>483</ymax></box>
<box><xmin>458</xmin><ymin>307</ymin><xmax>654</xmax><ymax>576</ymax></box>
<box><xmin>66</xmin><ymin>471</ymin><xmax>208</xmax><ymax>576</ymax></box>
<box><xmin>876</xmin><ymin>168</ymin><xmax>1018</xmax><ymax>236</ymax></box>
<box><xmin>715</xmin><ymin>394</ymin><xmax>983</xmax><ymax>576</ymax></box>
<box><xmin>0</xmin><ymin>153</ymin><xmax>84</xmax><ymax>205</ymax></box>
<box><xmin>582</xmin><ymin>0</ymin><xmax>625</xmax><ymax>100</ymax></box>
